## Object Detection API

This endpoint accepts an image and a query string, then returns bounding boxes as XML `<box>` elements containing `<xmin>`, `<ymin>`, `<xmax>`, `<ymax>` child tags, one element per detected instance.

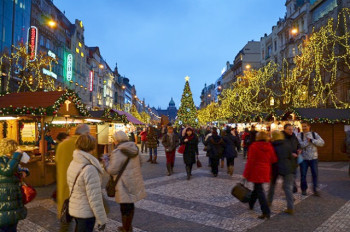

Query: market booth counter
<box><xmin>0</xmin><ymin>90</ymin><xmax>91</xmax><ymax>186</ymax></box>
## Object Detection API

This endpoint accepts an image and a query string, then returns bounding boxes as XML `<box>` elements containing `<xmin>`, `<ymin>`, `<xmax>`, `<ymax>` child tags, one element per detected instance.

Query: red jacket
<box><xmin>241</xmin><ymin>132</ymin><xmax>250</xmax><ymax>147</ymax></box>
<box><xmin>140</xmin><ymin>131</ymin><xmax>148</xmax><ymax>141</ymax></box>
<box><xmin>243</xmin><ymin>141</ymin><xmax>277</xmax><ymax>183</ymax></box>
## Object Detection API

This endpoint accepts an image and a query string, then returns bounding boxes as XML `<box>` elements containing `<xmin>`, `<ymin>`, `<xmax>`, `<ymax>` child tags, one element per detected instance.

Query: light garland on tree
<box><xmin>0</xmin><ymin>43</ymin><xmax>58</xmax><ymax>93</ymax></box>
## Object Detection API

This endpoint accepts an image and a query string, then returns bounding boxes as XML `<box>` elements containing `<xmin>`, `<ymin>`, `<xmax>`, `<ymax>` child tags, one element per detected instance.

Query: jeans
<box><xmin>141</xmin><ymin>141</ymin><xmax>147</xmax><ymax>153</ymax></box>
<box><xmin>268</xmin><ymin>173</ymin><xmax>294</xmax><ymax>210</ymax></box>
<box><xmin>243</xmin><ymin>147</ymin><xmax>248</xmax><ymax>158</ymax></box>
<box><xmin>166</xmin><ymin>151</ymin><xmax>176</xmax><ymax>165</ymax></box>
<box><xmin>74</xmin><ymin>217</ymin><xmax>96</xmax><ymax>232</ymax></box>
<box><xmin>300</xmin><ymin>159</ymin><xmax>318</xmax><ymax>192</ymax></box>
<box><xmin>149</xmin><ymin>148</ymin><xmax>157</xmax><ymax>156</ymax></box>
<box><xmin>249</xmin><ymin>183</ymin><xmax>270</xmax><ymax>215</ymax></box>
<box><xmin>210</xmin><ymin>157</ymin><xmax>220</xmax><ymax>175</ymax></box>
<box><xmin>0</xmin><ymin>223</ymin><xmax>17</xmax><ymax>232</ymax></box>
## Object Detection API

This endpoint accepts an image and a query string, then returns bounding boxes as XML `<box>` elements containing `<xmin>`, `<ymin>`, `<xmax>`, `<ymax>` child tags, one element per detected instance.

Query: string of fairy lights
<box><xmin>0</xmin><ymin>44</ymin><xmax>57</xmax><ymax>93</ymax></box>
<box><xmin>198</xmin><ymin>8</ymin><xmax>350</xmax><ymax>125</ymax></box>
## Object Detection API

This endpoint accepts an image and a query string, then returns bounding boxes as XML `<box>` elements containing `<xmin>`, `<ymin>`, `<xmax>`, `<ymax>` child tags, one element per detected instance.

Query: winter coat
<box><xmin>67</xmin><ymin>150</ymin><xmax>107</xmax><ymax>226</ymax></box>
<box><xmin>147</xmin><ymin>130</ymin><xmax>158</xmax><ymax>149</ymax></box>
<box><xmin>223</xmin><ymin>134</ymin><xmax>240</xmax><ymax>159</ymax></box>
<box><xmin>272</xmin><ymin>140</ymin><xmax>296</xmax><ymax>176</ymax></box>
<box><xmin>181</xmin><ymin>135</ymin><xmax>199</xmax><ymax>165</ymax></box>
<box><xmin>140</xmin><ymin>131</ymin><xmax>148</xmax><ymax>142</ymax></box>
<box><xmin>205</xmin><ymin>135</ymin><xmax>225</xmax><ymax>159</ymax></box>
<box><xmin>105</xmin><ymin>142</ymin><xmax>146</xmax><ymax>203</ymax></box>
<box><xmin>55</xmin><ymin>135</ymin><xmax>79</xmax><ymax>216</ymax></box>
<box><xmin>282</xmin><ymin>131</ymin><xmax>300</xmax><ymax>168</ymax></box>
<box><xmin>297</xmin><ymin>131</ymin><xmax>325</xmax><ymax>160</ymax></box>
<box><xmin>243</xmin><ymin>141</ymin><xmax>277</xmax><ymax>183</ymax></box>
<box><xmin>162</xmin><ymin>133</ymin><xmax>180</xmax><ymax>152</ymax></box>
<box><xmin>0</xmin><ymin>152</ymin><xmax>27</xmax><ymax>227</ymax></box>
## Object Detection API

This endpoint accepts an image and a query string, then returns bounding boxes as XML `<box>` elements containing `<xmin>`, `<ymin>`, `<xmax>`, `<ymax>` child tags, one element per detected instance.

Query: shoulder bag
<box><xmin>106</xmin><ymin>157</ymin><xmax>131</xmax><ymax>197</ymax></box>
<box><xmin>60</xmin><ymin>164</ymin><xmax>89</xmax><ymax>224</ymax></box>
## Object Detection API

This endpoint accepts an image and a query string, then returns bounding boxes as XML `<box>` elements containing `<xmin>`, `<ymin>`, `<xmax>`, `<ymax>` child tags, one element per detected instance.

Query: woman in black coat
<box><xmin>222</xmin><ymin>128</ymin><xmax>241</xmax><ymax>176</ymax></box>
<box><xmin>181</xmin><ymin>128</ymin><xmax>199</xmax><ymax>180</ymax></box>
<box><xmin>267</xmin><ymin>131</ymin><xmax>297</xmax><ymax>215</ymax></box>
<box><xmin>205</xmin><ymin>128</ymin><xmax>224</xmax><ymax>177</ymax></box>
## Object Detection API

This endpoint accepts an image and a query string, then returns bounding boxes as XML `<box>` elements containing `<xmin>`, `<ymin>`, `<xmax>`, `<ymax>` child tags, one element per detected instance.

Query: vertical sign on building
<box><xmin>103</xmin><ymin>84</ymin><xmax>107</xmax><ymax>98</ymax></box>
<box><xmin>89</xmin><ymin>70</ymin><xmax>94</xmax><ymax>92</ymax></box>
<box><xmin>65</xmin><ymin>53</ymin><xmax>73</xmax><ymax>81</ymax></box>
<box><xmin>27</xmin><ymin>26</ymin><xmax>38</xmax><ymax>62</ymax></box>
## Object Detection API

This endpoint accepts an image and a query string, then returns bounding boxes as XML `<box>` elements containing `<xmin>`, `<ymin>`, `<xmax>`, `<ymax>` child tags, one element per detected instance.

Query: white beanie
<box><xmin>113</xmin><ymin>131</ymin><xmax>129</xmax><ymax>143</ymax></box>
<box><xmin>75</xmin><ymin>124</ymin><xmax>90</xmax><ymax>135</ymax></box>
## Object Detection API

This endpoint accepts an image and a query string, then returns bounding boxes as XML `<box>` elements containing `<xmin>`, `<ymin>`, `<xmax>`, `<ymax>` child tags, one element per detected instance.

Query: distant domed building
<box><xmin>156</xmin><ymin>98</ymin><xmax>178</xmax><ymax>123</ymax></box>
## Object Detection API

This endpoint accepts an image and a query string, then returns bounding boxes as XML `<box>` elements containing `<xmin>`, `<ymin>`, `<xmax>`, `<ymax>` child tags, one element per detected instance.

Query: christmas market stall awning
<box><xmin>89</xmin><ymin>109</ymin><xmax>128</xmax><ymax>124</ymax></box>
<box><xmin>280</xmin><ymin>108</ymin><xmax>350</xmax><ymax>124</ymax></box>
<box><xmin>0</xmin><ymin>90</ymin><xmax>90</xmax><ymax>117</ymax></box>
<box><xmin>114</xmin><ymin>110</ymin><xmax>144</xmax><ymax>125</ymax></box>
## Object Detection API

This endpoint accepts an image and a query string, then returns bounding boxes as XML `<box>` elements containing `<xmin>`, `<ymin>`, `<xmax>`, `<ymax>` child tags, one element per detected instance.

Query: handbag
<box><xmin>106</xmin><ymin>157</ymin><xmax>130</xmax><ymax>197</ymax></box>
<box><xmin>196</xmin><ymin>159</ymin><xmax>202</xmax><ymax>168</ymax></box>
<box><xmin>177</xmin><ymin>144</ymin><xmax>186</xmax><ymax>154</ymax></box>
<box><xmin>231</xmin><ymin>182</ymin><xmax>252</xmax><ymax>203</ymax></box>
<box><xmin>60</xmin><ymin>164</ymin><xmax>89</xmax><ymax>224</ymax></box>
<box><xmin>21</xmin><ymin>182</ymin><xmax>36</xmax><ymax>204</ymax></box>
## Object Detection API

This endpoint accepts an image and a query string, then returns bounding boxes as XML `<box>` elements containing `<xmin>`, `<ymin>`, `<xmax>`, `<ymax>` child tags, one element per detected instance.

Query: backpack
<box><xmin>300</xmin><ymin>132</ymin><xmax>316</xmax><ymax>141</ymax></box>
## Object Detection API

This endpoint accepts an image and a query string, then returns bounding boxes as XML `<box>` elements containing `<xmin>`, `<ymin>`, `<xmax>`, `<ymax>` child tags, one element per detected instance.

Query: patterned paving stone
<box><xmin>314</xmin><ymin>201</ymin><xmax>350</xmax><ymax>232</ymax></box>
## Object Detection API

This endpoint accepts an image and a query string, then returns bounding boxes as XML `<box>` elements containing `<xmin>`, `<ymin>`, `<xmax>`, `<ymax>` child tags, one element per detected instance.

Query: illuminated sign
<box><xmin>27</xmin><ymin>26</ymin><xmax>38</xmax><ymax>61</ymax></box>
<box><xmin>66</xmin><ymin>53</ymin><xmax>73</xmax><ymax>81</ymax></box>
<box><xmin>89</xmin><ymin>70</ymin><xmax>94</xmax><ymax>92</ymax></box>
<box><xmin>103</xmin><ymin>84</ymin><xmax>107</xmax><ymax>98</ymax></box>
<box><xmin>48</xmin><ymin>50</ymin><xmax>56</xmax><ymax>59</ymax></box>
<box><xmin>42</xmin><ymin>68</ymin><xmax>57</xmax><ymax>79</ymax></box>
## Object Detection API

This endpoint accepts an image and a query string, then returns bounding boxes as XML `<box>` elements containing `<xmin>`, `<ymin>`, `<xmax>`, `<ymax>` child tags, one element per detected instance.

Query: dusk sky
<box><xmin>55</xmin><ymin>0</ymin><xmax>286</xmax><ymax>109</ymax></box>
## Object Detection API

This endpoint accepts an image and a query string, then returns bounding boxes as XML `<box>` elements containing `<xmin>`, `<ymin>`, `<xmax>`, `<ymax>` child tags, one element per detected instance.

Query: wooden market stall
<box><xmin>0</xmin><ymin>90</ymin><xmax>91</xmax><ymax>186</ymax></box>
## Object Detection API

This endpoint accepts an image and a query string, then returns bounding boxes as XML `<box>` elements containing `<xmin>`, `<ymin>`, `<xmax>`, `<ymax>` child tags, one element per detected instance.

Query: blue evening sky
<box><xmin>55</xmin><ymin>0</ymin><xmax>286</xmax><ymax>109</ymax></box>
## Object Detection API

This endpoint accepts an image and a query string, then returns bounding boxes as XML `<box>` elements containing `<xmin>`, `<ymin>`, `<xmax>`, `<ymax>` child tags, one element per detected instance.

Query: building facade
<box><xmin>156</xmin><ymin>98</ymin><xmax>178</xmax><ymax>123</ymax></box>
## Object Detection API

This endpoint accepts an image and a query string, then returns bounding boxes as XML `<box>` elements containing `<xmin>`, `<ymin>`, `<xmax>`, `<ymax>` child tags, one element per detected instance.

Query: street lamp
<box><xmin>245</xmin><ymin>64</ymin><xmax>251</xmax><ymax>70</ymax></box>
<box><xmin>99</xmin><ymin>64</ymin><xmax>104</xmax><ymax>69</ymax></box>
<box><xmin>291</xmin><ymin>28</ymin><xmax>298</xmax><ymax>35</ymax></box>
<box><xmin>47</xmin><ymin>20</ymin><xmax>57</xmax><ymax>28</ymax></box>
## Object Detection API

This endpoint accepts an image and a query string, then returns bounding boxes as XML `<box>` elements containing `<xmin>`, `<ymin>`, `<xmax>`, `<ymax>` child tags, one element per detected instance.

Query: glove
<box><xmin>98</xmin><ymin>224</ymin><xmax>106</xmax><ymax>231</ymax></box>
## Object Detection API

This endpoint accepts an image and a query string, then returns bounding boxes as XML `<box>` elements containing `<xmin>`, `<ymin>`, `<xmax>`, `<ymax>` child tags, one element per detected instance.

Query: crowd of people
<box><xmin>0</xmin><ymin>119</ymin><xmax>338</xmax><ymax>231</ymax></box>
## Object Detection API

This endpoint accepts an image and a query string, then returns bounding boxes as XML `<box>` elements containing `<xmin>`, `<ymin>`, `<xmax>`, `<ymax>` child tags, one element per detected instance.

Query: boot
<box><xmin>186</xmin><ymin>166</ymin><xmax>191</xmax><ymax>180</ymax></box>
<box><xmin>152</xmin><ymin>156</ymin><xmax>158</xmax><ymax>164</ymax></box>
<box><xmin>166</xmin><ymin>163</ymin><xmax>171</xmax><ymax>176</ymax></box>
<box><xmin>147</xmin><ymin>155</ymin><xmax>152</xmax><ymax>162</ymax></box>
<box><xmin>118</xmin><ymin>210</ymin><xmax>134</xmax><ymax>232</ymax></box>
<box><xmin>228</xmin><ymin>166</ymin><xmax>234</xmax><ymax>176</ymax></box>
<box><xmin>170</xmin><ymin>163</ymin><xmax>174</xmax><ymax>174</ymax></box>
<box><xmin>220</xmin><ymin>160</ymin><xmax>224</xmax><ymax>168</ymax></box>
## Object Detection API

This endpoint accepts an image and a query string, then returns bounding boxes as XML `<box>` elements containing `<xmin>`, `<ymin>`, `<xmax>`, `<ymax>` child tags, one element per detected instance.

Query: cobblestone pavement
<box><xmin>18</xmin><ymin>142</ymin><xmax>350</xmax><ymax>232</ymax></box>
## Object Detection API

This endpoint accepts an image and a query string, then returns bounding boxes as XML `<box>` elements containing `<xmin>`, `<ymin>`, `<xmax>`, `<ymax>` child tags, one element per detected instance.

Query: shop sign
<box><xmin>27</xmin><ymin>26</ymin><xmax>38</xmax><ymax>61</ymax></box>
<box><xmin>66</xmin><ymin>53</ymin><xmax>73</xmax><ymax>81</ymax></box>
<box><xmin>48</xmin><ymin>50</ymin><xmax>56</xmax><ymax>59</ymax></box>
<box><xmin>89</xmin><ymin>70</ymin><xmax>94</xmax><ymax>92</ymax></box>
<box><xmin>42</xmin><ymin>68</ymin><xmax>57</xmax><ymax>79</ymax></box>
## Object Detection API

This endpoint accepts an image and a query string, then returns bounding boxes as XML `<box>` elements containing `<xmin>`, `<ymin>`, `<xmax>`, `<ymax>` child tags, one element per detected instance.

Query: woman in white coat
<box><xmin>104</xmin><ymin>131</ymin><xmax>146</xmax><ymax>232</ymax></box>
<box><xmin>67</xmin><ymin>134</ymin><xmax>107</xmax><ymax>232</ymax></box>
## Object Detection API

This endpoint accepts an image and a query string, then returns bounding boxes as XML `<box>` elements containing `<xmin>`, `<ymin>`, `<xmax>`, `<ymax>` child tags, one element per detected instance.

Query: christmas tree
<box><xmin>175</xmin><ymin>76</ymin><xmax>199</xmax><ymax>127</ymax></box>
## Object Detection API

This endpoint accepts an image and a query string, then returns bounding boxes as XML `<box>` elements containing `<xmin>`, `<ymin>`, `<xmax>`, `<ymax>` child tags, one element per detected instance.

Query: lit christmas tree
<box><xmin>175</xmin><ymin>76</ymin><xmax>199</xmax><ymax>127</ymax></box>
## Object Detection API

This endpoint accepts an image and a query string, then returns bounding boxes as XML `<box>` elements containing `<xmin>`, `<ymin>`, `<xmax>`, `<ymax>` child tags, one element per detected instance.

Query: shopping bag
<box><xmin>196</xmin><ymin>159</ymin><xmax>202</xmax><ymax>168</ymax></box>
<box><xmin>177</xmin><ymin>144</ymin><xmax>186</xmax><ymax>154</ymax></box>
<box><xmin>21</xmin><ymin>182</ymin><xmax>36</xmax><ymax>204</ymax></box>
<box><xmin>231</xmin><ymin>183</ymin><xmax>252</xmax><ymax>203</ymax></box>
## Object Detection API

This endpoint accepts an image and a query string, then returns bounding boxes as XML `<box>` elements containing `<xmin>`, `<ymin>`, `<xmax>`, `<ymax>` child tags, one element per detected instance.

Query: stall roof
<box><xmin>0</xmin><ymin>91</ymin><xmax>64</xmax><ymax>108</ymax></box>
<box><xmin>114</xmin><ymin>110</ymin><xmax>144</xmax><ymax>125</ymax></box>
<box><xmin>89</xmin><ymin>110</ymin><xmax>128</xmax><ymax>123</ymax></box>
<box><xmin>0</xmin><ymin>90</ymin><xmax>90</xmax><ymax>117</ymax></box>
<box><xmin>294</xmin><ymin>108</ymin><xmax>350</xmax><ymax>120</ymax></box>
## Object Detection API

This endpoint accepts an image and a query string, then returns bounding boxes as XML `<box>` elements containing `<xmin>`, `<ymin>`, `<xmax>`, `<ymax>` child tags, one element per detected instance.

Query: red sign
<box><xmin>89</xmin><ymin>70</ymin><xmax>94</xmax><ymax>92</ymax></box>
<box><xmin>27</xmin><ymin>26</ymin><xmax>38</xmax><ymax>61</ymax></box>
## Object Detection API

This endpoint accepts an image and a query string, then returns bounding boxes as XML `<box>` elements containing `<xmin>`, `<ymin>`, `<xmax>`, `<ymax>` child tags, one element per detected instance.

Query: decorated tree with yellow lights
<box><xmin>197</xmin><ymin>102</ymin><xmax>220</xmax><ymax>125</ymax></box>
<box><xmin>175</xmin><ymin>77</ymin><xmax>199</xmax><ymax>127</ymax></box>
<box><xmin>0</xmin><ymin>43</ymin><xmax>57</xmax><ymax>93</ymax></box>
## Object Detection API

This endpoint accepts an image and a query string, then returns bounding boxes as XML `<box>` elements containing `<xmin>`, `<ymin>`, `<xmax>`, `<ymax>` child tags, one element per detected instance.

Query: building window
<box><xmin>81</xmin><ymin>52</ymin><xmax>84</xmax><ymax>57</ymax></box>
<box><xmin>76</xmin><ymin>48</ymin><xmax>79</xmax><ymax>53</ymax></box>
<box><xmin>78</xmin><ymin>42</ymin><xmax>82</xmax><ymax>47</ymax></box>
<box><xmin>312</xmin><ymin>0</ymin><xmax>337</xmax><ymax>22</ymax></box>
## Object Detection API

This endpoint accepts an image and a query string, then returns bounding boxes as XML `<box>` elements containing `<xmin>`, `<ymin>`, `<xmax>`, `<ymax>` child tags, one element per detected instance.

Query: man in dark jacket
<box><xmin>222</xmin><ymin>128</ymin><xmax>240</xmax><ymax>176</ymax></box>
<box><xmin>268</xmin><ymin>131</ymin><xmax>296</xmax><ymax>215</ymax></box>
<box><xmin>283</xmin><ymin>124</ymin><xmax>301</xmax><ymax>193</ymax></box>
<box><xmin>205</xmin><ymin>128</ymin><xmax>225</xmax><ymax>177</ymax></box>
